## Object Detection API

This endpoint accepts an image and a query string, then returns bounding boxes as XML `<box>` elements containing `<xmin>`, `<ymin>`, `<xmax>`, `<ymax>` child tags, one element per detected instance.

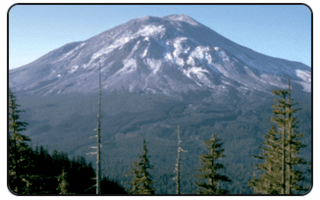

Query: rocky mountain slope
<box><xmin>9</xmin><ymin>14</ymin><xmax>311</xmax><ymax>96</ymax></box>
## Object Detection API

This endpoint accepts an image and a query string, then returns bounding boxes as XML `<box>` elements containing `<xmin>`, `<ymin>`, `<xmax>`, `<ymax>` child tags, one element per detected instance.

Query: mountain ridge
<box><xmin>9</xmin><ymin>14</ymin><xmax>311</xmax><ymax>96</ymax></box>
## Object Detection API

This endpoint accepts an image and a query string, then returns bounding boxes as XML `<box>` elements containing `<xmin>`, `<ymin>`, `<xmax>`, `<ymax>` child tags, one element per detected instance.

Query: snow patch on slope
<box><xmin>57</xmin><ymin>43</ymin><xmax>86</xmax><ymax>62</ymax></box>
<box><xmin>91</xmin><ymin>37</ymin><xmax>128</xmax><ymax>60</ymax></box>
<box><xmin>68</xmin><ymin>65</ymin><xmax>79</xmax><ymax>73</ymax></box>
<box><xmin>183</xmin><ymin>67</ymin><xmax>213</xmax><ymax>87</ymax></box>
<box><xmin>296</xmin><ymin>69</ymin><xmax>311</xmax><ymax>82</ymax></box>
<box><xmin>142</xmin><ymin>47</ymin><xmax>148</xmax><ymax>58</ymax></box>
<box><xmin>91</xmin><ymin>25</ymin><xmax>165</xmax><ymax>62</ymax></box>
<box><xmin>117</xmin><ymin>59</ymin><xmax>137</xmax><ymax>75</ymax></box>
<box><xmin>146</xmin><ymin>59</ymin><xmax>161</xmax><ymax>75</ymax></box>
<box><xmin>137</xmin><ymin>25</ymin><xmax>166</xmax><ymax>37</ymax></box>
<box><xmin>295</xmin><ymin>69</ymin><xmax>311</xmax><ymax>92</ymax></box>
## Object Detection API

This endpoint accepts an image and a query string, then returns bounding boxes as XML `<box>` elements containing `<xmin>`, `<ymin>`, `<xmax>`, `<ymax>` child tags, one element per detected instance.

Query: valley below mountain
<box><xmin>14</xmin><ymin>89</ymin><xmax>311</xmax><ymax>194</ymax></box>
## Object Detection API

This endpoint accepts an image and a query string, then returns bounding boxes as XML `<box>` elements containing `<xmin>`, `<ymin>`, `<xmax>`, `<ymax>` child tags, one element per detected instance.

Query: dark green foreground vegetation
<box><xmin>9</xmin><ymin>91</ymin><xmax>126</xmax><ymax>194</ymax></box>
<box><xmin>8</xmin><ymin>82</ymin><xmax>311</xmax><ymax>194</ymax></box>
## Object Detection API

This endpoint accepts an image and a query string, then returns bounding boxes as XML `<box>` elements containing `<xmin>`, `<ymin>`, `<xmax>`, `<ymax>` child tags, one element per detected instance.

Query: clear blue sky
<box><xmin>9</xmin><ymin>4</ymin><xmax>312</xmax><ymax>69</ymax></box>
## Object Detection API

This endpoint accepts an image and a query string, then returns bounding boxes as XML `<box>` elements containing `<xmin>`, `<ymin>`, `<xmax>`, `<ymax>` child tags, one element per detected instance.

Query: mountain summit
<box><xmin>9</xmin><ymin>14</ymin><xmax>311</xmax><ymax>96</ymax></box>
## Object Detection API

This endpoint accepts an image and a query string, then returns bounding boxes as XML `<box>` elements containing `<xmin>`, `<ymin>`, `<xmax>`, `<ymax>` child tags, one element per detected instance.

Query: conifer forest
<box><xmin>8</xmin><ymin>80</ymin><xmax>312</xmax><ymax>195</ymax></box>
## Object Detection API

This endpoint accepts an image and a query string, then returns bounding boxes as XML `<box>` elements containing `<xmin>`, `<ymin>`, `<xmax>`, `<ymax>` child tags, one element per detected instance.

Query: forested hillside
<box><xmin>8</xmin><ymin>86</ymin><xmax>311</xmax><ymax>195</ymax></box>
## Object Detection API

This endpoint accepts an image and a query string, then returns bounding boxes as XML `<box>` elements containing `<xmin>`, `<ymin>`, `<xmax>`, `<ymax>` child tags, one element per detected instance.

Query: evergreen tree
<box><xmin>8</xmin><ymin>90</ymin><xmax>32</xmax><ymax>194</ymax></box>
<box><xmin>126</xmin><ymin>139</ymin><xmax>155</xmax><ymax>194</ymax></box>
<box><xmin>248</xmin><ymin>125</ymin><xmax>283</xmax><ymax>194</ymax></box>
<box><xmin>249</xmin><ymin>80</ymin><xmax>309</xmax><ymax>194</ymax></box>
<box><xmin>195</xmin><ymin>134</ymin><xmax>231</xmax><ymax>194</ymax></box>
<box><xmin>57</xmin><ymin>168</ymin><xmax>73</xmax><ymax>194</ymax></box>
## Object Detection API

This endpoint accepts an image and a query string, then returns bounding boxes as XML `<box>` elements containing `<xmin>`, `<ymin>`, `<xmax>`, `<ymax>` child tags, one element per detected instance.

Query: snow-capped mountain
<box><xmin>9</xmin><ymin>14</ymin><xmax>311</xmax><ymax>96</ymax></box>
<box><xmin>8</xmin><ymin>15</ymin><xmax>311</xmax><ymax>193</ymax></box>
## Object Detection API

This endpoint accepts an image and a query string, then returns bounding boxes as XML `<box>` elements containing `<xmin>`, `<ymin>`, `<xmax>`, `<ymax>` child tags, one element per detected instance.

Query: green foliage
<box><xmin>8</xmin><ymin>143</ymin><xmax>127</xmax><ymax>194</ymax></box>
<box><xmin>249</xmin><ymin>82</ymin><xmax>309</xmax><ymax>194</ymax></box>
<box><xmin>7</xmin><ymin>92</ymin><xmax>126</xmax><ymax>195</ymax></box>
<box><xmin>10</xmin><ymin>90</ymin><xmax>311</xmax><ymax>194</ymax></box>
<box><xmin>127</xmin><ymin>139</ymin><xmax>155</xmax><ymax>194</ymax></box>
<box><xmin>195</xmin><ymin>134</ymin><xmax>231</xmax><ymax>194</ymax></box>
<box><xmin>8</xmin><ymin>90</ymin><xmax>33</xmax><ymax>194</ymax></box>
<box><xmin>248</xmin><ymin>125</ymin><xmax>283</xmax><ymax>194</ymax></box>
<box><xmin>57</xmin><ymin>169</ymin><xmax>73</xmax><ymax>194</ymax></box>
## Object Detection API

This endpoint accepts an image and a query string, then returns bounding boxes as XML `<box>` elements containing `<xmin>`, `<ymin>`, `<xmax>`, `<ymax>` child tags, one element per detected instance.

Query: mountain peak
<box><xmin>9</xmin><ymin>14</ymin><xmax>311</xmax><ymax>96</ymax></box>
<box><xmin>134</xmin><ymin>15</ymin><xmax>159</xmax><ymax>22</ymax></box>
<box><xmin>129</xmin><ymin>14</ymin><xmax>200</xmax><ymax>27</ymax></box>
<box><xmin>162</xmin><ymin>14</ymin><xmax>200</xmax><ymax>26</ymax></box>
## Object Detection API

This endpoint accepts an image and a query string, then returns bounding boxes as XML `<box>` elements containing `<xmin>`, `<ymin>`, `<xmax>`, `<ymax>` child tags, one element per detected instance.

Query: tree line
<box><xmin>9</xmin><ymin>91</ymin><xmax>126</xmax><ymax>194</ymax></box>
<box><xmin>8</xmin><ymin>80</ymin><xmax>311</xmax><ymax>195</ymax></box>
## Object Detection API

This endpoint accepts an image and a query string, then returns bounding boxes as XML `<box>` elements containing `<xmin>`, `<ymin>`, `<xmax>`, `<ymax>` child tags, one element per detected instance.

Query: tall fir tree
<box><xmin>249</xmin><ymin>80</ymin><xmax>309</xmax><ymax>194</ymax></box>
<box><xmin>126</xmin><ymin>139</ymin><xmax>155</xmax><ymax>194</ymax></box>
<box><xmin>8</xmin><ymin>90</ymin><xmax>32</xmax><ymax>194</ymax></box>
<box><xmin>195</xmin><ymin>134</ymin><xmax>231</xmax><ymax>194</ymax></box>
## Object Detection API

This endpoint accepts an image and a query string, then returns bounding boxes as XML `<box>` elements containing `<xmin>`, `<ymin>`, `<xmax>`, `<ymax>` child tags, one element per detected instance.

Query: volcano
<box><xmin>8</xmin><ymin>14</ymin><xmax>311</xmax><ymax>194</ymax></box>
<box><xmin>9</xmin><ymin>14</ymin><xmax>311</xmax><ymax>96</ymax></box>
